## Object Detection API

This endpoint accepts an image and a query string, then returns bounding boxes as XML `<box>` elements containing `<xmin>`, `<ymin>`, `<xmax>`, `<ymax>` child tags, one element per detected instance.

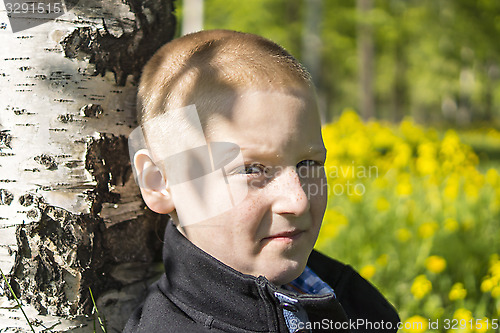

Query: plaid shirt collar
<box><xmin>284</xmin><ymin>265</ymin><xmax>336</xmax><ymax>296</ymax></box>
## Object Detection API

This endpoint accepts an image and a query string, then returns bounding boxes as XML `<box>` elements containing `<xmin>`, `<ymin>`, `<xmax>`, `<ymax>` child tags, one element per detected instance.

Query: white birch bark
<box><xmin>0</xmin><ymin>0</ymin><xmax>175</xmax><ymax>331</ymax></box>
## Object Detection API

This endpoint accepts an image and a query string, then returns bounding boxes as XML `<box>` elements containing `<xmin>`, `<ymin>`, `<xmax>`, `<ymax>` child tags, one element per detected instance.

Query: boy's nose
<box><xmin>270</xmin><ymin>167</ymin><xmax>310</xmax><ymax>216</ymax></box>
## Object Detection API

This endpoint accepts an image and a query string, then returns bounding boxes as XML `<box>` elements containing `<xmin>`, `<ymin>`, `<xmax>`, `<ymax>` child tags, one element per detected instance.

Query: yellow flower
<box><xmin>411</xmin><ymin>275</ymin><xmax>432</xmax><ymax>299</ymax></box>
<box><xmin>317</xmin><ymin>209</ymin><xmax>348</xmax><ymax>245</ymax></box>
<box><xmin>474</xmin><ymin>317</ymin><xmax>489</xmax><ymax>333</ymax></box>
<box><xmin>425</xmin><ymin>255</ymin><xmax>446</xmax><ymax>274</ymax></box>
<box><xmin>486</xmin><ymin>168</ymin><xmax>499</xmax><ymax>186</ymax></box>
<box><xmin>393</xmin><ymin>142</ymin><xmax>412</xmax><ymax>169</ymax></box>
<box><xmin>491</xmin><ymin>260</ymin><xmax>500</xmax><ymax>278</ymax></box>
<box><xmin>396</xmin><ymin>173</ymin><xmax>413</xmax><ymax>196</ymax></box>
<box><xmin>480</xmin><ymin>256</ymin><xmax>500</xmax><ymax>296</ymax></box>
<box><xmin>338</xmin><ymin>109</ymin><xmax>362</xmax><ymax>128</ymax></box>
<box><xmin>397</xmin><ymin>228</ymin><xmax>412</xmax><ymax>242</ymax></box>
<box><xmin>376</xmin><ymin>197</ymin><xmax>390</xmax><ymax>212</ymax></box>
<box><xmin>347</xmin><ymin>134</ymin><xmax>371</xmax><ymax>158</ymax></box>
<box><xmin>454</xmin><ymin>307</ymin><xmax>473</xmax><ymax>320</ymax></box>
<box><xmin>490</xmin><ymin>253</ymin><xmax>499</xmax><ymax>265</ymax></box>
<box><xmin>454</xmin><ymin>308</ymin><xmax>473</xmax><ymax>332</ymax></box>
<box><xmin>449</xmin><ymin>282</ymin><xmax>467</xmax><ymax>301</ymax></box>
<box><xmin>396</xmin><ymin>182</ymin><xmax>413</xmax><ymax>196</ymax></box>
<box><xmin>360</xmin><ymin>265</ymin><xmax>376</xmax><ymax>280</ymax></box>
<box><xmin>400</xmin><ymin>119</ymin><xmax>427</xmax><ymax>145</ymax></box>
<box><xmin>402</xmin><ymin>315</ymin><xmax>427</xmax><ymax>333</ymax></box>
<box><xmin>443</xmin><ymin>173</ymin><xmax>460</xmax><ymax>201</ymax></box>
<box><xmin>416</xmin><ymin>156</ymin><xmax>439</xmax><ymax>176</ymax></box>
<box><xmin>453</xmin><ymin>308</ymin><xmax>472</xmax><ymax>322</ymax></box>
<box><xmin>418</xmin><ymin>221</ymin><xmax>439</xmax><ymax>239</ymax></box>
<box><xmin>444</xmin><ymin>183</ymin><xmax>459</xmax><ymax>201</ymax></box>
<box><xmin>480</xmin><ymin>278</ymin><xmax>494</xmax><ymax>293</ymax></box>
<box><xmin>464</xmin><ymin>182</ymin><xmax>480</xmax><ymax>201</ymax></box>
<box><xmin>440</xmin><ymin>130</ymin><xmax>477</xmax><ymax>174</ymax></box>
<box><xmin>416</xmin><ymin>142</ymin><xmax>438</xmax><ymax>175</ymax></box>
<box><xmin>492</xmin><ymin>286</ymin><xmax>500</xmax><ymax>298</ymax></box>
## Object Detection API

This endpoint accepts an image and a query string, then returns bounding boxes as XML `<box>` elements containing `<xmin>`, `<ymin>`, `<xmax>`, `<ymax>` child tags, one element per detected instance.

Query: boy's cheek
<box><xmin>307</xmin><ymin>177</ymin><xmax>328</xmax><ymax>220</ymax></box>
<box><xmin>301</xmin><ymin>173</ymin><xmax>328</xmax><ymax>200</ymax></box>
<box><xmin>169</xmin><ymin>172</ymin><xmax>249</xmax><ymax>227</ymax></box>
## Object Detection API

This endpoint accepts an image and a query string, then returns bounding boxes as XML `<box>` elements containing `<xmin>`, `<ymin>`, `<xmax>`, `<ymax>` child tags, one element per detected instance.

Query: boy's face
<box><xmin>171</xmin><ymin>89</ymin><xmax>328</xmax><ymax>285</ymax></box>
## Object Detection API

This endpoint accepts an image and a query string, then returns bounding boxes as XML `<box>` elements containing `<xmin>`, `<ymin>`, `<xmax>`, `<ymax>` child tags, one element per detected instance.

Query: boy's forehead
<box><xmin>142</xmin><ymin>89</ymin><xmax>320</xmax><ymax>160</ymax></box>
<box><xmin>204</xmin><ymin>90</ymin><xmax>324</xmax><ymax>163</ymax></box>
<box><xmin>205</xmin><ymin>90</ymin><xmax>320</xmax><ymax>136</ymax></box>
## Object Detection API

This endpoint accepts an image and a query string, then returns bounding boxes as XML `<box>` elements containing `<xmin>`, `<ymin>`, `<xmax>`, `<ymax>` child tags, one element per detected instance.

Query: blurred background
<box><xmin>177</xmin><ymin>0</ymin><xmax>500</xmax><ymax>331</ymax></box>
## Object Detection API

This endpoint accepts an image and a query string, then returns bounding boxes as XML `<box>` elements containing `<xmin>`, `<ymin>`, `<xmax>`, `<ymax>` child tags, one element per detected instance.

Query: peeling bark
<box><xmin>85</xmin><ymin>134</ymin><xmax>131</xmax><ymax>216</ymax></box>
<box><xmin>11</xmin><ymin>199</ymin><xmax>166</xmax><ymax>317</ymax></box>
<box><xmin>61</xmin><ymin>0</ymin><xmax>177</xmax><ymax>86</ymax></box>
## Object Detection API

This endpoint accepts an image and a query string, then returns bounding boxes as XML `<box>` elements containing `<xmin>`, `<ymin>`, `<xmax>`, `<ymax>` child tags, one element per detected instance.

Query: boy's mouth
<box><xmin>261</xmin><ymin>229</ymin><xmax>305</xmax><ymax>243</ymax></box>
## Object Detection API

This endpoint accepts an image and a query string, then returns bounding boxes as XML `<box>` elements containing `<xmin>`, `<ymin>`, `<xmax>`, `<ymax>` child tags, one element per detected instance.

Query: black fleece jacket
<box><xmin>123</xmin><ymin>222</ymin><xmax>400</xmax><ymax>332</ymax></box>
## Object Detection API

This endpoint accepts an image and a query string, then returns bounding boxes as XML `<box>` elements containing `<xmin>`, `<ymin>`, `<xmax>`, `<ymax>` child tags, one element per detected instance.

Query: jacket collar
<box><xmin>159</xmin><ymin>221</ymin><xmax>349</xmax><ymax>332</ymax></box>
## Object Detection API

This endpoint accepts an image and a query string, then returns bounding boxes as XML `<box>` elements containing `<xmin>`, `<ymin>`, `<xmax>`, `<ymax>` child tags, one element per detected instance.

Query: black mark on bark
<box><xmin>80</xmin><ymin>103</ymin><xmax>103</xmax><ymax>118</ymax></box>
<box><xmin>0</xmin><ymin>130</ymin><xmax>13</xmax><ymax>149</ymax></box>
<box><xmin>57</xmin><ymin>113</ymin><xmax>75</xmax><ymax>123</ymax></box>
<box><xmin>0</xmin><ymin>189</ymin><xmax>14</xmax><ymax>205</ymax></box>
<box><xmin>60</xmin><ymin>0</ymin><xmax>176</xmax><ymax>86</ymax></box>
<box><xmin>19</xmin><ymin>193</ymin><xmax>35</xmax><ymax>207</ymax></box>
<box><xmin>34</xmin><ymin>154</ymin><xmax>58</xmax><ymax>170</ymax></box>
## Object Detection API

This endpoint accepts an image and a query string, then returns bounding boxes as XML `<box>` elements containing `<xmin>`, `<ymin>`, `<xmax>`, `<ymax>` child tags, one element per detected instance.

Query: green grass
<box><xmin>0</xmin><ymin>268</ymin><xmax>36</xmax><ymax>333</ymax></box>
<box><xmin>89</xmin><ymin>287</ymin><xmax>107</xmax><ymax>333</ymax></box>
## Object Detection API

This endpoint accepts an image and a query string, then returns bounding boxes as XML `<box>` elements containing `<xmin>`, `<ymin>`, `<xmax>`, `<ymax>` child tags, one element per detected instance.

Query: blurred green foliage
<box><xmin>178</xmin><ymin>0</ymin><xmax>500</xmax><ymax>125</ymax></box>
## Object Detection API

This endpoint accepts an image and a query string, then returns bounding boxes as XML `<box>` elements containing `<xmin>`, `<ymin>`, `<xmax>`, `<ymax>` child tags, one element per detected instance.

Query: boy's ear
<box><xmin>134</xmin><ymin>149</ymin><xmax>175</xmax><ymax>214</ymax></box>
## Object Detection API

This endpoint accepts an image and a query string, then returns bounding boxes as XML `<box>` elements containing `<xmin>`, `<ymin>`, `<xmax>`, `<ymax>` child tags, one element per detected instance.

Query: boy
<box><xmin>124</xmin><ymin>30</ymin><xmax>399</xmax><ymax>332</ymax></box>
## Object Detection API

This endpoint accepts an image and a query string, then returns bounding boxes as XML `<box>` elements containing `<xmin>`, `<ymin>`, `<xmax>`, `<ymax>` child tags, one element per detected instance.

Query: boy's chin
<box><xmin>264</xmin><ymin>258</ymin><xmax>307</xmax><ymax>286</ymax></box>
<box><xmin>262</xmin><ymin>244</ymin><xmax>315</xmax><ymax>286</ymax></box>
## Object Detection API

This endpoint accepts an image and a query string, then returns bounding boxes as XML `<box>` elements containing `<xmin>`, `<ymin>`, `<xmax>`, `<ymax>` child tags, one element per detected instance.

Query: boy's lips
<box><xmin>261</xmin><ymin>229</ymin><xmax>305</xmax><ymax>243</ymax></box>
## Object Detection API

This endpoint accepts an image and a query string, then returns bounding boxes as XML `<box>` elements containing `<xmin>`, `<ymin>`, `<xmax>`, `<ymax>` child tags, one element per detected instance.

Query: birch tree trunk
<box><xmin>357</xmin><ymin>0</ymin><xmax>375</xmax><ymax>120</ymax></box>
<box><xmin>0</xmin><ymin>0</ymin><xmax>175</xmax><ymax>331</ymax></box>
<box><xmin>302</xmin><ymin>0</ymin><xmax>325</xmax><ymax>124</ymax></box>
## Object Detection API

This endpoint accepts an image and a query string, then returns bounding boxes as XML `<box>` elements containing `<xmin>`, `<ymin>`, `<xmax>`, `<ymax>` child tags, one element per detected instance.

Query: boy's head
<box><xmin>137</xmin><ymin>29</ymin><xmax>312</xmax><ymax>126</ymax></box>
<box><xmin>133</xmin><ymin>30</ymin><xmax>327</xmax><ymax>285</ymax></box>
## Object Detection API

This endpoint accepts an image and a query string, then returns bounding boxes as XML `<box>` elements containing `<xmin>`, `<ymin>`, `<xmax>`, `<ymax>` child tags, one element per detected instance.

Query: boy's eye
<box><xmin>296</xmin><ymin>160</ymin><xmax>325</xmax><ymax>178</ymax></box>
<box><xmin>231</xmin><ymin>163</ymin><xmax>268</xmax><ymax>175</ymax></box>
<box><xmin>296</xmin><ymin>160</ymin><xmax>324</xmax><ymax>168</ymax></box>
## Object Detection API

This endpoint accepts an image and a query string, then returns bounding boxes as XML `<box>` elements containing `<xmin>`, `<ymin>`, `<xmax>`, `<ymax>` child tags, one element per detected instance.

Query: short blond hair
<box><xmin>137</xmin><ymin>29</ymin><xmax>312</xmax><ymax>126</ymax></box>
